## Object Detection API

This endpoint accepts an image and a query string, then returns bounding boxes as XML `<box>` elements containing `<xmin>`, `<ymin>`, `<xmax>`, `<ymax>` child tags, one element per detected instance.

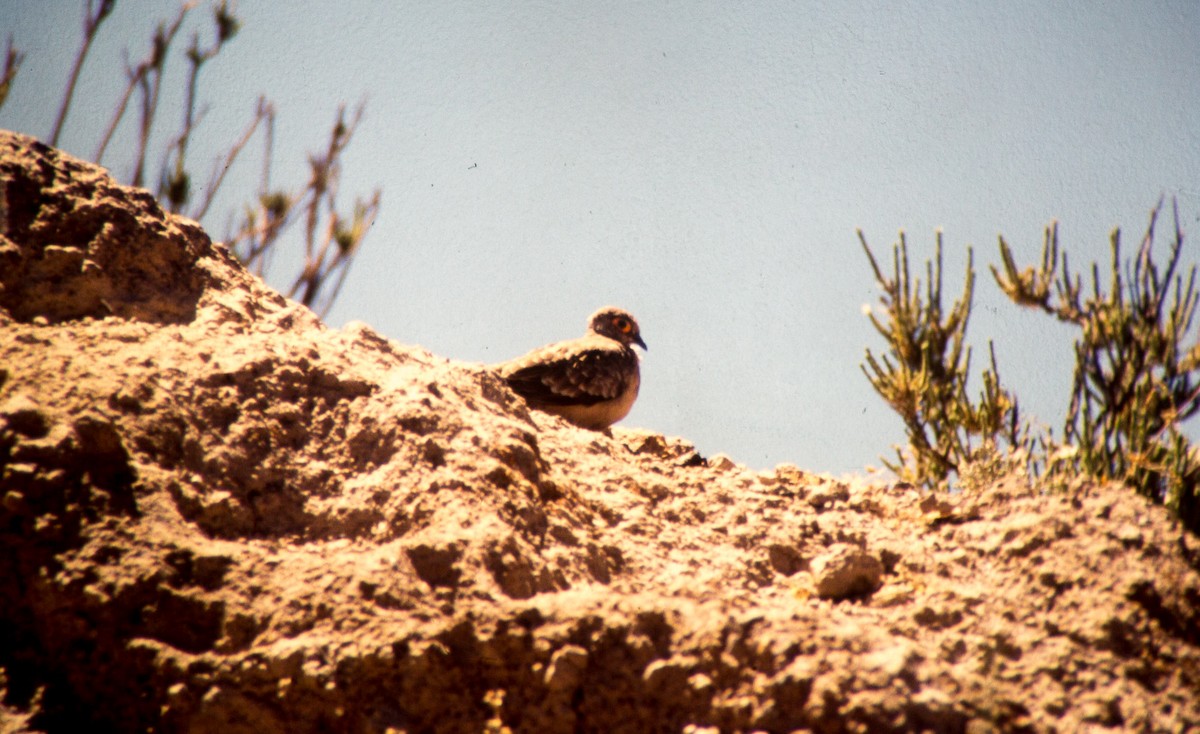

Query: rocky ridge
<box><xmin>1</xmin><ymin>129</ymin><xmax>1198</xmax><ymax>733</ymax></box>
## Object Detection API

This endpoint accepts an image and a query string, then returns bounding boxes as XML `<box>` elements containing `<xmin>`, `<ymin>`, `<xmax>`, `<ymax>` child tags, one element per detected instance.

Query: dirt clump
<box><xmin>2</xmin><ymin>129</ymin><xmax>1199</xmax><ymax>733</ymax></box>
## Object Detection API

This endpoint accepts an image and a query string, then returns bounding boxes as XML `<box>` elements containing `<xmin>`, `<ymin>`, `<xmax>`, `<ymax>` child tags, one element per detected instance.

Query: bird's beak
<box><xmin>635</xmin><ymin>335</ymin><xmax>648</xmax><ymax>350</ymax></box>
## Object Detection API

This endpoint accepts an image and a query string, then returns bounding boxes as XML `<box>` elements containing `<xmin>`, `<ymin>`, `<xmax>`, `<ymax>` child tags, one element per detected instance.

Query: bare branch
<box><xmin>0</xmin><ymin>35</ymin><xmax>24</xmax><ymax>111</ymax></box>
<box><xmin>50</xmin><ymin>0</ymin><xmax>117</xmax><ymax>146</ymax></box>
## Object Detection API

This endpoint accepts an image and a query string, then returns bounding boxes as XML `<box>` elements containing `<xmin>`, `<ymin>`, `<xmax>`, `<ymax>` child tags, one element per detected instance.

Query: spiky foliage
<box><xmin>993</xmin><ymin>199</ymin><xmax>1200</xmax><ymax>531</ymax></box>
<box><xmin>861</xmin><ymin>200</ymin><xmax>1199</xmax><ymax>534</ymax></box>
<box><xmin>859</xmin><ymin>229</ymin><xmax>1021</xmax><ymax>487</ymax></box>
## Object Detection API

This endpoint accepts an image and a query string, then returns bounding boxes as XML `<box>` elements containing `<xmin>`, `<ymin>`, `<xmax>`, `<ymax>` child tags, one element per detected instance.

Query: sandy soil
<box><xmin>1</xmin><ymin>129</ymin><xmax>1198</xmax><ymax>733</ymax></box>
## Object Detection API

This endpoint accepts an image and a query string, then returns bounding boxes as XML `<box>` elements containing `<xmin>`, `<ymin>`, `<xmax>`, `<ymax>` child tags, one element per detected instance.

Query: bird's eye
<box><xmin>615</xmin><ymin>317</ymin><xmax>631</xmax><ymax>332</ymax></box>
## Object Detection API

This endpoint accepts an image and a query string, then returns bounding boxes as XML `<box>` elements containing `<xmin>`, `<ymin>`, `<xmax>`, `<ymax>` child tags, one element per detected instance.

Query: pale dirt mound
<box><xmin>1</xmin><ymin>129</ymin><xmax>1198</xmax><ymax>733</ymax></box>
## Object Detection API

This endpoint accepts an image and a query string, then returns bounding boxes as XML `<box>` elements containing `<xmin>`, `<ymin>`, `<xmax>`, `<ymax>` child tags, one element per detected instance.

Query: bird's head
<box><xmin>589</xmin><ymin>306</ymin><xmax>647</xmax><ymax>350</ymax></box>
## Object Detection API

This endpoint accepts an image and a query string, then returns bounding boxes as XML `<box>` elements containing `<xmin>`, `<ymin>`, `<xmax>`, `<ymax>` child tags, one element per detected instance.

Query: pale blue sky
<box><xmin>4</xmin><ymin>1</ymin><xmax>1199</xmax><ymax>474</ymax></box>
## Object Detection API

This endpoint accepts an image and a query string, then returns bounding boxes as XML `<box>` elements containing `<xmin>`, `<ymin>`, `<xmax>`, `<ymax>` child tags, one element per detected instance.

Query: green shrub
<box><xmin>862</xmin><ymin>199</ymin><xmax>1200</xmax><ymax>534</ymax></box>
<box><xmin>859</xmin><ymin>228</ymin><xmax>1022</xmax><ymax>488</ymax></box>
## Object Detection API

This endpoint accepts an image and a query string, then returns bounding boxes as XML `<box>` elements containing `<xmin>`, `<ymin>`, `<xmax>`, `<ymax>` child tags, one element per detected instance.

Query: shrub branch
<box><xmin>9</xmin><ymin>0</ymin><xmax>380</xmax><ymax>320</ymax></box>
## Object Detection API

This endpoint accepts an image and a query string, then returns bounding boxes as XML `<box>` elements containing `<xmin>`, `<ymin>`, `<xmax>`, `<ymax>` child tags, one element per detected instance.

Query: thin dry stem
<box><xmin>50</xmin><ymin>0</ymin><xmax>116</xmax><ymax>146</ymax></box>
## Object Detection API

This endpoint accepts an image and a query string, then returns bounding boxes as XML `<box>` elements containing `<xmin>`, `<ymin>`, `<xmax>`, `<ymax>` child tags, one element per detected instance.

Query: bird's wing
<box><xmin>501</xmin><ymin>339</ymin><xmax>636</xmax><ymax>407</ymax></box>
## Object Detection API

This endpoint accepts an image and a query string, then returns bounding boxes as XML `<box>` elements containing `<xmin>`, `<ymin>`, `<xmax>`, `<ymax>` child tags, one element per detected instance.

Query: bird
<box><xmin>498</xmin><ymin>306</ymin><xmax>647</xmax><ymax>430</ymax></box>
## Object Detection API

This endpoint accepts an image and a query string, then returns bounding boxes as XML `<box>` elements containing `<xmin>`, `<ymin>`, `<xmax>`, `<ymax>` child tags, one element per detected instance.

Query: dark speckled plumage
<box><xmin>498</xmin><ymin>307</ymin><xmax>646</xmax><ymax>429</ymax></box>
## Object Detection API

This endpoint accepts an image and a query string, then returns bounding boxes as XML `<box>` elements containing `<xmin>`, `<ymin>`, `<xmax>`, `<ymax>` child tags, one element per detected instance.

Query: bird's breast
<box><xmin>549</xmin><ymin>367</ymin><xmax>639</xmax><ymax>430</ymax></box>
